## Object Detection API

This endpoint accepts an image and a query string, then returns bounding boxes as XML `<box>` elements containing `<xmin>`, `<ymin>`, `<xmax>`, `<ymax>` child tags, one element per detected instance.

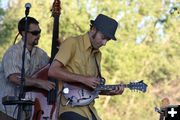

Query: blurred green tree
<box><xmin>0</xmin><ymin>0</ymin><xmax>179</xmax><ymax>120</ymax></box>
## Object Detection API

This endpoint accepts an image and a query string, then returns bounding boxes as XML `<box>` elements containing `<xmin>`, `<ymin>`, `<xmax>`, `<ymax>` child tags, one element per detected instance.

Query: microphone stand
<box><xmin>16</xmin><ymin>12</ymin><xmax>28</xmax><ymax>120</ymax></box>
<box><xmin>16</xmin><ymin>4</ymin><xmax>35</xmax><ymax>120</ymax></box>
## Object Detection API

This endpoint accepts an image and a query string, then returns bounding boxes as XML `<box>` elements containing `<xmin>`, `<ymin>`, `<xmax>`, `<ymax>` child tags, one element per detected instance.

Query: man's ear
<box><xmin>91</xmin><ymin>26</ymin><xmax>97</xmax><ymax>34</ymax></box>
<box><xmin>21</xmin><ymin>31</ymin><xmax>25</xmax><ymax>37</ymax></box>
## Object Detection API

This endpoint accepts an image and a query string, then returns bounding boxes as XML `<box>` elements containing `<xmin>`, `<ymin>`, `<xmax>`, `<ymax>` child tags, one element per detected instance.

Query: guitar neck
<box><xmin>96</xmin><ymin>84</ymin><xmax>126</xmax><ymax>91</ymax></box>
<box><xmin>95</xmin><ymin>81</ymin><xmax>147</xmax><ymax>93</ymax></box>
<box><xmin>123</xmin><ymin>84</ymin><xmax>130</xmax><ymax>88</ymax></box>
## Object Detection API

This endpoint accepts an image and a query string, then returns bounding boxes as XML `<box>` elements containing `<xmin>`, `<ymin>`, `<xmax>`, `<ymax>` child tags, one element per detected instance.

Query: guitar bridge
<box><xmin>77</xmin><ymin>96</ymin><xmax>91</xmax><ymax>103</ymax></box>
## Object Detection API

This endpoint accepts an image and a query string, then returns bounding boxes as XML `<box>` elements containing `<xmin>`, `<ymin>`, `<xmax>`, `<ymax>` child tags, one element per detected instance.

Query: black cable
<box><xmin>3</xmin><ymin>105</ymin><xmax>7</xmax><ymax>115</ymax></box>
<box><xmin>13</xmin><ymin>105</ymin><xmax>18</xmax><ymax>118</ymax></box>
<box><xmin>13</xmin><ymin>33</ymin><xmax>20</xmax><ymax>45</ymax></box>
<box><xmin>3</xmin><ymin>105</ymin><xmax>9</xmax><ymax>120</ymax></box>
<box><xmin>59</xmin><ymin>89</ymin><xmax>68</xmax><ymax>107</ymax></box>
<box><xmin>94</xmin><ymin>54</ymin><xmax>102</xmax><ymax>78</ymax></box>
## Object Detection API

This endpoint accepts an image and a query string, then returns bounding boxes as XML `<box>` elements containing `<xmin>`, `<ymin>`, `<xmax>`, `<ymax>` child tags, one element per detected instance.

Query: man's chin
<box><xmin>33</xmin><ymin>41</ymin><xmax>38</xmax><ymax>46</ymax></box>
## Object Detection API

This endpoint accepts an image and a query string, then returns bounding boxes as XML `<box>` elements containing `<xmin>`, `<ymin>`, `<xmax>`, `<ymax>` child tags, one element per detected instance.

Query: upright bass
<box><xmin>25</xmin><ymin>0</ymin><xmax>61</xmax><ymax>120</ymax></box>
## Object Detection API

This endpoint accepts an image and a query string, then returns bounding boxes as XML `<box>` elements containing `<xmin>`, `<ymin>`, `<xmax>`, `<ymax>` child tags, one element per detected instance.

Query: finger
<box><xmin>111</xmin><ymin>86</ymin><xmax>121</xmax><ymax>95</ymax></box>
<box><xmin>92</xmin><ymin>83</ymin><xmax>97</xmax><ymax>89</ymax></box>
<box><xmin>120</xmin><ymin>85</ymin><xmax>124</xmax><ymax>91</ymax></box>
<box><xmin>97</xmin><ymin>79</ymin><xmax>100</xmax><ymax>84</ymax></box>
<box><xmin>49</xmin><ymin>85</ymin><xmax>55</xmax><ymax>90</ymax></box>
<box><xmin>49</xmin><ymin>81</ymin><xmax>56</xmax><ymax>86</ymax></box>
<box><xmin>95</xmin><ymin>80</ymin><xmax>100</xmax><ymax>85</ymax></box>
<box><xmin>49</xmin><ymin>84</ymin><xmax>56</xmax><ymax>89</ymax></box>
<box><xmin>45</xmin><ymin>87</ymin><xmax>51</xmax><ymax>91</ymax></box>
<box><xmin>118</xmin><ymin>86</ymin><xmax>124</xmax><ymax>94</ymax></box>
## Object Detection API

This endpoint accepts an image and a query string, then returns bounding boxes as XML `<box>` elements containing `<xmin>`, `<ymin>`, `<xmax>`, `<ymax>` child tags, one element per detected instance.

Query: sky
<box><xmin>0</xmin><ymin>0</ymin><xmax>54</xmax><ymax>9</ymax></box>
<box><xmin>0</xmin><ymin>0</ymin><xmax>8</xmax><ymax>9</ymax></box>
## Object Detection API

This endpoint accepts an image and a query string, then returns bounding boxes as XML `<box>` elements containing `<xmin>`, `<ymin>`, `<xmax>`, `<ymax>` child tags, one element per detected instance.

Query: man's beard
<box><xmin>92</xmin><ymin>31</ymin><xmax>98</xmax><ymax>39</ymax></box>
<box><xmin>32</xmin><ymin>39</ymin><xmax>38</xmax><ymax>46</ymax></box>
<box><xmin>91</xmin><ymin>31</ymin><xmax>98</xmax><ymax>49</ymax></box>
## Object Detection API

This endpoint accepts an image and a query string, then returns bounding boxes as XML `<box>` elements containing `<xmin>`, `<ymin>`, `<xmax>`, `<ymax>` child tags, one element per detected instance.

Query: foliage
<box><xmin>0</xmin><ymin>0</ymin><xmax>179</xmax><ymax>120</ymax></box>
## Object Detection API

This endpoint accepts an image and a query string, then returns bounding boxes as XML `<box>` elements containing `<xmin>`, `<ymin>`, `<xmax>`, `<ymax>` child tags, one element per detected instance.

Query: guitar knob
<box><xmin>100</xmin><ymin>77</ymin><xmax>106</xmax><ymax>85</ymax></box>
<box><xmin>63</xmin><ymin>88</ymin><xmax>69</xmax><ymax>94</ymax></box>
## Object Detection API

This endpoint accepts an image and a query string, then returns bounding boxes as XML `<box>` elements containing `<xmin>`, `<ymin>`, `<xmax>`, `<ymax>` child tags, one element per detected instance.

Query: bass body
<box><xmin>25</xmin><ymin>64</ymin><xmax>59</xmax><ymax>120</ymax></box>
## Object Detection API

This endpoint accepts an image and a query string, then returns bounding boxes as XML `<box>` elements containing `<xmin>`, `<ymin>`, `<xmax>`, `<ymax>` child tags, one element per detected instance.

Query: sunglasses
<box><xmin>28</xmin><ymin>30</ymin><xmax>41</xmax><ymax>36</ymax></box>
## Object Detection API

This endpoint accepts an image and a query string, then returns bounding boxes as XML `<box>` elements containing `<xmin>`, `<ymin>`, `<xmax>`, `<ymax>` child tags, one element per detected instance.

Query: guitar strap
<box><xmin>94</xmin><ymin>53</ymin><xmax>105</xmax><ymax>85</ymax></box>
<box><xmin>94</xmin><ymin>53</ymin><xmax>102</xmax><ymax>78</ymax></box>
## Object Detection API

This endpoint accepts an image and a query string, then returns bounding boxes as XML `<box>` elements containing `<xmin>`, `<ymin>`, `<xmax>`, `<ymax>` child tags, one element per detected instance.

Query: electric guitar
<box><xmin>63</xmin><ymin>80</ymin><xmax>147</xmax><ymax>107</ymax></box>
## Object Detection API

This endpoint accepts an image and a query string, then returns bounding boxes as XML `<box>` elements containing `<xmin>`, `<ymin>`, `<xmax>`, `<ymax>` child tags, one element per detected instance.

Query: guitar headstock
<box><xmin>128</xmin><ymin>80</ymin><xmax>148</xmax><ymax>93</ymax></box>
<box><xmin>51</xmin><ymin>0</ymin><xmax>61</xmax><ymax>16</ymax></box>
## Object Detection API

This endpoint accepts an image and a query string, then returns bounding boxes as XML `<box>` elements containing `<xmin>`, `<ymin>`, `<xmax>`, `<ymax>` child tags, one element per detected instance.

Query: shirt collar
<box><xmin>18</xmin><ymin>38</ymin><xmax>37</xmax><ymax>56</ymax></box>
<box><xmin>84</xmin><ymin>32</ymin><xmax>92</xmax><ymax>50</ymax></box>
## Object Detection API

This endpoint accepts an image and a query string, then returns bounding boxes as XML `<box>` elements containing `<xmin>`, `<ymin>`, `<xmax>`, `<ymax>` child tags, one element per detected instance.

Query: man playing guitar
<box><xmin>48</xmin><ymin>14</ymin><xmax>124</xmax><ymax>120</ymax></box>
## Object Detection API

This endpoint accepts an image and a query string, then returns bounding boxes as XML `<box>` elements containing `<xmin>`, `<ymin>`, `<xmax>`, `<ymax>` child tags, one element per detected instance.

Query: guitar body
<box><xmin>63</xmin><ymin>83</ymin><xmax>100</xmax><ymax>107</ymax></box>
<box><xmin>25</xmin><ymin>64</ymin><xmax>59</xmax><ymax>120</ymax></box>
<box><xmin>63</xmin><ymin>80</ymin><xmax>147</xmax><ymax>107</ymax></box>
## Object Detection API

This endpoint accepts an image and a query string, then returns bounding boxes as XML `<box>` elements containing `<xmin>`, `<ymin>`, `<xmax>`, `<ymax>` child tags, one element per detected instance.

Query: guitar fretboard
<box><xmin>95</xmin><ymin>84</ymin><xmax>125</xmax><ymax>91</ymax></box>
<box><xmin>95</xmin><ymin>80</ymin><xmax>147</xmax><ymax>93</ymax></box>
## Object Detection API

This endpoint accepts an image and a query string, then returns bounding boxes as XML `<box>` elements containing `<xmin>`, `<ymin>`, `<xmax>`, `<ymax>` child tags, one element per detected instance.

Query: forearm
<box><xmin>8</xmin><ymin>73</ymin><xmax>41</xmax><ymax>87</ymax></box>
<box><xmin>48</xmin><ymin>65</ymin><xmax>86</xmax><ymax>84</ymax></box>
<box><xmin>48</xmin><ymin>60</ymin><xmax>100</xmax><ymax>89</ymax></box>
<box><xmin>8</xmin><ymin>73</ymin><xmax>56</xmax><ymax>91</ymax></box>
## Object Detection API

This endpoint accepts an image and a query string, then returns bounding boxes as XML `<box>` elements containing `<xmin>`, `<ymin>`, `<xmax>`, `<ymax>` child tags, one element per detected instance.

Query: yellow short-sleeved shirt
<box><xmin>55</xmin><ymin>32</ymin><xmax>101</xmax><ymax>120</ymax></box>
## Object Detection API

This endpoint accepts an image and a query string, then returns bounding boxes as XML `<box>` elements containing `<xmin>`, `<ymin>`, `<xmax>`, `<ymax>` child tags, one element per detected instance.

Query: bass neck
<box><xmin>50</xmin><ymin>0</ymin><xmax>61</xmax><ymax>63</ymax></box>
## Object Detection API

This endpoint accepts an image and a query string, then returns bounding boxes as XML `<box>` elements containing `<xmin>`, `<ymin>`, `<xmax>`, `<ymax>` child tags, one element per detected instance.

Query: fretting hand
<box><xmin>100</xmin><ymin>84</ymin><xmax>124</xmax><ymax>96</ymax></box>
<box><xmin>108</xmin><ymin>84</ymin><xmax>124</xmax><ymax>95</ymax></box>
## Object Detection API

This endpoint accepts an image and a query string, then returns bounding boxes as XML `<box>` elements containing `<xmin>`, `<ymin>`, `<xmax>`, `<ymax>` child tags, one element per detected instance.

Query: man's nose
<box><xmin>37</xmin><ymin>33</ymin><xmax>40</xmax><ymax>38</ymax></box>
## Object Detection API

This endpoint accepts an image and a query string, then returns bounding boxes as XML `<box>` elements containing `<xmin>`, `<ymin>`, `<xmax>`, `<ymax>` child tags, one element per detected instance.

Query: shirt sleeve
<box><xmin>2</xmin><ymin>49</ymin><xmax>21</xmax><ymax>79</ymax></box>
<box><xmin>55</xmin><ymin>38</ymin><xmax>75</xmax><ymax>66</ymax></box>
